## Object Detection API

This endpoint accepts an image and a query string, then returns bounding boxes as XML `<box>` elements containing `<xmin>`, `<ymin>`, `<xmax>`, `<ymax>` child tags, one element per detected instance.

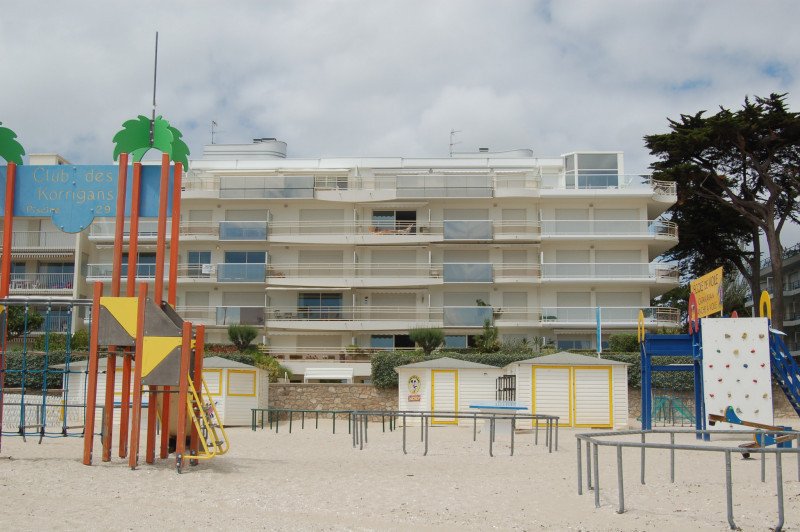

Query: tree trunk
<box><xmin>763</xmin><ymin>224</ymin><xmax>785</xmax><ymax>330</ymax></box>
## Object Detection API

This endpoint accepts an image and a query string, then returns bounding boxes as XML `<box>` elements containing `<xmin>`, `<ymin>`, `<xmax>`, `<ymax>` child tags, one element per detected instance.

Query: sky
<box><xmin>1</xmin><ymin>2</ymin><xmax>799</xmax><ymax>197</ymax></box>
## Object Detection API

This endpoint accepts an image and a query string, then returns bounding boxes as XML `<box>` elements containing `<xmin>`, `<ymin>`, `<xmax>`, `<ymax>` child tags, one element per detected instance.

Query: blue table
<box><xmin>469</xmin><ymin>400</ymin><xmax>528</xmax><ymax>435</ymax></box>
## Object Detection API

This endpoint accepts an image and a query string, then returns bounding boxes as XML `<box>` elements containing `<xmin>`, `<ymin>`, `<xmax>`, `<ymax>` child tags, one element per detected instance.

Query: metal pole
<box><xmin>402</xmin><ymin>413</ymin><xmax>407</xmax><ymax>455</ymax></box>
<box><xmin>725</xmin><ymin>450</ymin><xmax>737</xmax><ymax>530</ymax></box>
<box><xmin>616</xmin><ymin>444</ymin><xmax>625</xmax><ymax>514</ymax></box>
<box><xmin>577</xmin><ymin>438</ymin><xmax>583</xmax><ymax>495</ymax></box>
<box><xmin>776</xmin><ymin>451</ymin><xmax>784</xmax><ymax>532</ymax></box>
<box><xmin>587</xmin><ymin>440</ymin><xmax>593</xmax><ymax>490</ymax></box>
<box><xmin>593</xmin><ymin>443</ymin><xmax>600</xmax><ymax>508</ymax></box>
<box><xmin>510</xmin><ymin>416</ymin><xmax>515</xmax><ymax>456</ymax></box>
<box><xmin>641</xmin><ymin>432</ymin><xmax>646</xmax><ymax>484</ymax></box>
<box><xmin>423</xmin><ymin>415</ymin><xmax>429</xmax><ymax>456</ymax></box>
<box><xmin>670</xmin><ymin>432</ymin><xmax>675</xmax><ymax>483</ymax></box>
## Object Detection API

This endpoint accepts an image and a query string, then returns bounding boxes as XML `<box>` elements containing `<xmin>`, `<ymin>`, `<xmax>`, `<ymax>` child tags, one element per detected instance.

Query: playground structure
<box><xmin>0</xmin><ymin>149</ymin><xmax>228</xmax><ymax>472</ymax></box>
<box><xmin>639</xmin><ymin>291</ymin><xmax>800</xmax><ymax>450</ymax></box>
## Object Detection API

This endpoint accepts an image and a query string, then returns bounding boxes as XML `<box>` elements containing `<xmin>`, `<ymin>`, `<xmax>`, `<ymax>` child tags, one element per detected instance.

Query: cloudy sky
<box><xmin>1</xmin><ymin>0</ymin><xmax>799</xmax><ymax>179</ymax></box>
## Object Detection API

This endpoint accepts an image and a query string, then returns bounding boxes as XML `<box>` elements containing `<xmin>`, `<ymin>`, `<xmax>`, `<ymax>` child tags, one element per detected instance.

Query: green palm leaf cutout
<box><xmin>112</xmin><ymin>115</ymin><xmax>176</xmax><ymax>163</ymax></box>
<box><xmin>166</xmin><ymin>124</ymin><xmax>190</xmax><ymax>167</ymax></box>
<box><xmin>0</xmin><ymin>122</ymin><xmax>25</xmax><ymax>165</ymax></box>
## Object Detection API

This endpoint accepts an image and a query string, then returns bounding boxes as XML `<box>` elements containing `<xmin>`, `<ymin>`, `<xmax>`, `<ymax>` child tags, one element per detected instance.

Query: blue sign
<box><xmin>0</xmin><ymin>165</ymin><xmax>174</xmax><ymax>233</ymax></box>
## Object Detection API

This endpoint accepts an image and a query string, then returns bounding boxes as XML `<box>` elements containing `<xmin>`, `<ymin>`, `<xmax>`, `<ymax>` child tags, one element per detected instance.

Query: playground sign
<box><xmin>690</xmin><ymin>267</ymin><xmax>723</xmax><ymax>318</ymax></box>
<box><xmin>0</xmin><ymin>164</ymin><xmax>174</xmax><ymax>233</ymax></box>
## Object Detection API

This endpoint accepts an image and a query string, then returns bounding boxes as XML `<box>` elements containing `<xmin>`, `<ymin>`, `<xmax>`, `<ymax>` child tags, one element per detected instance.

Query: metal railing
<box><xmin>540</xmin><ymin>263</ymin><xmax>678</xmax><ymax>281</ymax></box>
<box><xmin>576</xmin><ymin>428</ymin><xmax>800</xmax><ymax>530</ymax></box>
<box><xmin>88</xmin><ymin>219</ymin><xmax>165</xmax><ymax>239</ymax></box>
<box><xmin>7</xmin><ymin>273</ymin><xmax>74</xmax><ymax>291</ymax></box>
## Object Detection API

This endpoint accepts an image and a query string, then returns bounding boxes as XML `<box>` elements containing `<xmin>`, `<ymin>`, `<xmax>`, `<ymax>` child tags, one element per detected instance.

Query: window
<box><xmin>370</xmin><ymin>334</ymin><xmax>414</xmax><ymax>350</ymax></box>
<box><xmin>187</xmin><ymin>251</ymin><xmax>211</xmax><ymax>276</ymax></box>
<box><xmin>298</xmin><ymin>293</ymin><xmax>343</xmax><ymax>319</ymax></box>
<box><xmin>371</xmin><ymin>210</ymin><xmax>416</xmax><ymax>233</ymax></box>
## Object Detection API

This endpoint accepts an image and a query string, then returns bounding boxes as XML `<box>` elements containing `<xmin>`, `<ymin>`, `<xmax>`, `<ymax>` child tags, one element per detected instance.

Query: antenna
<box><xmin>150</xmin><ymin>32</ymin><xmax>159</xmax><ymax>146</ymax></box>
<box><xmin>211</xmin><ymin>121</ymin><xmax>218</xmax><ymax>144</ymax></box>
<box><xmin>449</xmin><ymin>129</ymin><xmax>462</xmax><ymax>157</ymax></box>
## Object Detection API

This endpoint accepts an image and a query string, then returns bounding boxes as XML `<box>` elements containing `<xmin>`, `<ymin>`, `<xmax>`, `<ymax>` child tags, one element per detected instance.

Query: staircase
<box><xmin>186</xmin><ymin>376</ymin><xmax>229</xmax><ymax>460</ymax></box>
<box><xmin>769</xmin><ymin>331</ymin><xmax>800</xmax><ymax>417</ymax></box>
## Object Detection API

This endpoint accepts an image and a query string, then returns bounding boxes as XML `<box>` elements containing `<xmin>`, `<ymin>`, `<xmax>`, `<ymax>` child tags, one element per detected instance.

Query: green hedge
<box><xmin>371</xmin><ymin>349</ymin><xmax>697</xmax><ymax>390</ymax></box>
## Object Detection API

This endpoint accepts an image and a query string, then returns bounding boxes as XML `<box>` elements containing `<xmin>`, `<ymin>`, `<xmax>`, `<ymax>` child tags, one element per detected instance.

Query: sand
<box><xmin>1</xmin><ymin>418</ymin><xmax>799</xmax><ymax>531</ymax></box>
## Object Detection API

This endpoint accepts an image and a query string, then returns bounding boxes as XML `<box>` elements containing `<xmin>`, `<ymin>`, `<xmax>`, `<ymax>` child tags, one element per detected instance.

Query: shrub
<box><xmin>474</xmin><ymin>319</ymin><xmax>500</xmax><ymax>353</ymax></box>
<box><xmin>608</xmin><ymin>333</ymin><xmax>640</xmax><ymax>353</ymax></box>
<box><xmin>254</xmin><ymin>353</ymin><xmax>293</xmax><ymax>382</ymax></box>
<box><xmin>6</xmin><ymin>306</ymin><xmax>44</xmax><ymax>339</ymax></box>
<box><xmin>228</xmin><ymin>324</ymin><xmax>258</xmax><ymax>353</ymax></box>
<box><xmin>408</xmin><ymin>328</ymin><xmax>444</xmax><ymax>355</ymax></box>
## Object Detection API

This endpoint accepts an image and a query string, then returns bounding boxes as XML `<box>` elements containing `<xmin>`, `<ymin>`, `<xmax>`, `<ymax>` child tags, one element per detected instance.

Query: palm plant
<box><xmin>0</xmin><ymin>122</ymin><xmax>25</xmax><ymax>164</ymax></box>
<box><xmin>112</xmin><ymin>115</ymin><xmax>190</xmax><ymax>167</ymax></box>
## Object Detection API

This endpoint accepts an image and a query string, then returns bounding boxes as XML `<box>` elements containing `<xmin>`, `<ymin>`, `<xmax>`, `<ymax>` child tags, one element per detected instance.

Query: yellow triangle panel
<box><xmin>142</xmin><ymin>336</ymin><xmax>183</xmax><ymax>378</ymax></box>
<box><xmin>100</xmin><ymin>297</ymin><xmax>140</xmax><ymax>338</ymax></box>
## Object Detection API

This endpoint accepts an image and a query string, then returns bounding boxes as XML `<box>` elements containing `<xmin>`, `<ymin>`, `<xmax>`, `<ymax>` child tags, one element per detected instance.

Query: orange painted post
<box><xmin>168</xmin><ymin>161</ymin><xmax>182</xmax><ymax>306</ymax></box>
<box><xmin>0</xmin><ymin>162</ymin><xmax>16</xmax><ymax>452</ymax></box>
<box><xmin>128</xmin><ymin>282</ymin><xmax>148</xmax><ymax>469</ymax></box>
<box><xmin>119</xmin><ymin>162</ymin><xmax>142</xmax><ymax>458</ymax></box>
<box><xmin>190</xmin><ymin>324</ymin><xmax>205</xmax><ymax>465</ymax></box>
<box><xmin>102</xmin><ymin>153</ymin><xmax>129</xmax><ymax>462</ymax></box>
<box><xmin>1</xmin><ymin>162</ymin><xmax>16</xmax><ymax>299</ymax></box>
<box><xmin>154</xmin><ymin>153</ymin><xmax>170</xmax><ymax>305</ymax></box>
<box><xmin>82</xmin><ymin>281</ymin><xmax>104</xmax><ymax>465</ymax></box>
<box><xmin>175</xmin><ymin>321</ymin><xmax>192</xmax><ymax>472</ymax></box>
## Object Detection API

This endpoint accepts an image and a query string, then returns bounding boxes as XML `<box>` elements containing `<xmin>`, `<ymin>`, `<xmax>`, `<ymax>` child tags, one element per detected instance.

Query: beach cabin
<box><xmin>61</xmin><ymin>356</ymin><xmax>267</xmax><ymax>427</ymax></box>
<box><xmin>504</xmin><ymin>352</ymin><xmax>629</xmax><ymax>429</ymax></box>
<box><xmin>395</xmin><ymin>357</ymin><xmax>502</xmax><ymax>426</ymax></box>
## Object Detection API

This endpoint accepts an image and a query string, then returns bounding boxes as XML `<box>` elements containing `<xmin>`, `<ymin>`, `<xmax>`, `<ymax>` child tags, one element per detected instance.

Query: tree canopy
<box><xmin>645</xmin><ymin>93</ymin><xmax>800</xmax><ymax>330</ymax></box>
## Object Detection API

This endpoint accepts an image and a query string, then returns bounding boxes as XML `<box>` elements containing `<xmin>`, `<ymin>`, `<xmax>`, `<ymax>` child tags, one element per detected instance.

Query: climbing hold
<box><xmin>759</xmin><ymin>334</ymin><xmax>765</xmax><ymax>339</ymax></box>
<box><xmin>725</xmin><ymin>333</ymin><xmax>731</xmax><ymax>338</ymax></box>
<box><xmin>736</xmin><ymin>407</ymin><xmax>743</xmax><ymax>414</ymax></box>
<box><xmin>726</xmin><ymin>364</ymin><xmax>730</xmax><ymax>368</ymax></box>
<box><xmin>745</xmin><ymin>394</ymin><xmax>749</xmax><ymax>398</ymax></box>
<box><xmin>727</xmin><ymin>393</ymin><xmax>732</xmax><ymax>398</ymax></box>
<box><xmin>718</xmin><ymin>378</ymin><xmax>723</xmax><ymax>382</ymax></box>
<box><xmin>755</xmin><ymin>409</ymin><xmax>760</xmax><ymax>413</ymax></box>
<box><xmin>710</xmin><ymin>394</ymin><xmax>715</xmax><ymax>398</ymax></box>
<box><xmin>753</xmin><ymin>379</ymin><xmax>758</xmax><ymax>383</ymax></box>
<box><xmin>742</xmin><ymin>333</ymin><xmax>747</xmax><ymax>339</ymax></box>
<box><xmin>743</xmin><ymin>364</ymin><xmax>748</xmax><ymax>368</ymax></box>
<box><xmin>709</xmin><ymin>364</ymin><xmax>713</xmax><ymax>368</ymax></box>
<box><xmin>761</xmin><ymin>363</ymin><xmax>766</xmax><ymax>368</ymax></box>
<box><xmin>716</xmin><ymin>349</ymin><xmax>721</xmax><ymax>353</ymax></box>
<box><xmin>733</xmin><ymin>349</ymin><xmax>739</xmax><ymax>355</ymax></box>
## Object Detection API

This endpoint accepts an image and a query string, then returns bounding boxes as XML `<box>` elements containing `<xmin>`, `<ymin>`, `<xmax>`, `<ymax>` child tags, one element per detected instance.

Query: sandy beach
<box><xmin>1</xmin><ymin>418</ymin><xmax>799</xmax><ymax>531</ymax></box>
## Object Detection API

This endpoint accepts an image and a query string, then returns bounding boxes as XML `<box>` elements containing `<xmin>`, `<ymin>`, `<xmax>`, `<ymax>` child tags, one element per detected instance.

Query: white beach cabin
<box><xmin>504</xmin><ymin>352</ymin><xmax>629</xmax><ymax>429</ymax></box>
<box><xmin>395</xmin><ymin>357</ymin><xmax>502</xmax><ymax>426</ymax></box>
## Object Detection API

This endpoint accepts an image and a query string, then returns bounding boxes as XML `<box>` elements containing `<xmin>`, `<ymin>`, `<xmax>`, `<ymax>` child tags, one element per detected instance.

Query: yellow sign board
<box><xmin>690</xmin><ymin>267</ymin><xmax>723</xmax><ymax>318</ymax></box>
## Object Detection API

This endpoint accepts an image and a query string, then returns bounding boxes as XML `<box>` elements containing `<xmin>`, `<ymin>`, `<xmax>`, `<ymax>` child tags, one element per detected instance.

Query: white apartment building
<box><xmin>9</xmin><ymin>142</ymin><xmax>681</xmax><ymax>375</ymax></box>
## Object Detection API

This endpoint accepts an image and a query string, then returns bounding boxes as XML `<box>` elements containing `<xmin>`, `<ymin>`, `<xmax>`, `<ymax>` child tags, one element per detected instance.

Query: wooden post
<box><xmin>82</xmin><ymin>281</ymin><xmax>103</xmax><ymax>465</ymax></box>
<box><xmin>0</xmin><ymin>161</ymin><xmax>16</xmax><ymax>453</ymax></box>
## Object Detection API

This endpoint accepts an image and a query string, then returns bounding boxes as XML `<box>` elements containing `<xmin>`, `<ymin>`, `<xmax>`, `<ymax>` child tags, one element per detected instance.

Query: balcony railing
<box><xmin>88</xmin><ymin>219</ymin><xmax>165</xmax><ymax>240</ymax></box>
<box><xmin>0</xmin><ymin>231</ymin><xmax>76</xmax><ymax>250</ymax></box>
<box><xmin>174</xmin><ymin>304</ymin><xmax>679</xmax><ymax>329</ymax></box>
<box><xmin>540</xmin><ymin>219</ymin><xmax>677</xmax><ymax>238</ymax></box>
<box><xmin>218</xmin><ymin>221</ymin><xmax>268</xmax><ymax>241</ymax></box>
<box><xmin>541</xmin><ymin>262</ymin><xmax>678</xmax><ymax>281</ymax></box>
<box><xmin>181</xmin><ymin>173</ymin><xmax>667</xmax><ymax>197</ymax></box>
<box><xmin>7</xmin><ymin>273</ymin><xmax>74</xmax><ymax>291</ymax></box>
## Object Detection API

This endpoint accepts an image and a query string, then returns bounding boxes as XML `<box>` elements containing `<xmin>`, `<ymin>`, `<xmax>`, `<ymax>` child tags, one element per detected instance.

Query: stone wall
<box><xmin>268</xmin><ymin>383</ymin><xmax>398</xmax><ymax>414</ymax></box>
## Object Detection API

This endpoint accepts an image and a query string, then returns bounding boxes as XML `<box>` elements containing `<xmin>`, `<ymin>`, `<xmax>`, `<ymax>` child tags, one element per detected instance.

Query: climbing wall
<box><xmin>701</xmin><ymin>317</ymin><xmax>773</xmax><ymax>431</ymax></box>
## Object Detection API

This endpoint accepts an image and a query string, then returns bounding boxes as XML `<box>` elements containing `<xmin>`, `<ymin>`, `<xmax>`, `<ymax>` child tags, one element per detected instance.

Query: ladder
<box><xmin>769</xmin><ymin>331</ymin><xmax>800</xmax><ymax>417</ymax></box>
<box><xmin>185</xmin><ymin>376</ymin><xmax>229</xmax><ymax>460</ymax></box>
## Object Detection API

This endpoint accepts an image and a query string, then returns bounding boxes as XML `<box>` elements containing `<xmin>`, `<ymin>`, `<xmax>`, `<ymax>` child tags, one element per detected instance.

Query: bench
<box><xmin>303</xmin><ymin>367</ymin><xmax>354</xmax><ymax>383</ymax></box>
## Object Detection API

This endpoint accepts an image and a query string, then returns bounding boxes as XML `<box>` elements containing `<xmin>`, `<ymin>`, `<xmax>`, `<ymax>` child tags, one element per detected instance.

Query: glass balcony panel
<box><xmin>217</xmin><ymin>263</ymin><xmax>266</xmax><ymax>283</ymax></box>
<box><xmin>218</xmin><ymin>221</ymin><xmax>267</xmax><ymax>240</ymax></box>
<box><xmin>443</xmin><ymin>306</ymin><xmax>493</xmax><ymax>327</ymax></box>
<box><xmin>443</xmin><ymin>263</ymin><xmax>492</xmax><ymax>282</ymax></box>
<box><xmin>216</xmin><ymin>306</ymin><xmax>265</xmax><ymax>326</ymax></box>
<box><xmin>443</xmin><ymin>220</ymin><xmax>492</xmax><ymax>240</ymax></box>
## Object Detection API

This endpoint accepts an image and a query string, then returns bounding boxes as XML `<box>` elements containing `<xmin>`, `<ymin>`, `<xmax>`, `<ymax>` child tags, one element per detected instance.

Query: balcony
<box><xmin>216</xmin><ymin>306</ymin><xmax>265</xmax><ymax>326</ymax></box>
<box><xmin>217</xmin><ymin>263</ymin><xmax>267</xmax><ymax>283</ymax></box>
<box><xmin>8</xmin><ymin>273</ymin><xmax>74</xmax><ymax>293</ymax></box>
<box><xmin>540</xmin><ymin>219</ymin><xmax>677</xmax><ymax>239</ymax></box>
<box><xmin>442</xmin><ymin>263</ymin><xmax>492</xmax><ymax>283</ymax></box>
<box><xmin>88</xmin><ymin>220</ymin><xmax>165</xmax><ymax>241</ymax></box>
<box><xmin>541</xmin><ymin>306</ymin><xmax>679</xmax><ymax>327</ymax></box>
<box><xmin>540</xmin><ymin>262</ymin><xmax>678</xmax><ymax>282</ymax></box>
<box><xmin>0</xmin><ymin>231</ymin><xmax>77</xmax><ymax>252</ymax></box>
